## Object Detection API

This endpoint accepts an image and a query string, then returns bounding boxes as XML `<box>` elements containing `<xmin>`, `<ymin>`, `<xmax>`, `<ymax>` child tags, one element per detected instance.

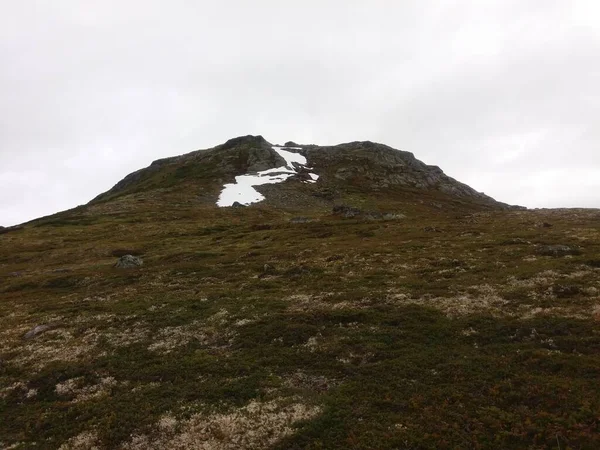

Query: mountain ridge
<box><xmin>1</xmin><ymin>137</ymin><xmax>599</xmax><ymax>449</ymax></box>
<box><xmin>90</xmin><ymin>135</ymin><xmax>517</xmax><ymax>211</ymax></box>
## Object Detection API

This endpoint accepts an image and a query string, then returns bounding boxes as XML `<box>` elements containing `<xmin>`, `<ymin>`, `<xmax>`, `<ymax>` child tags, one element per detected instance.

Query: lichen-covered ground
<box><xmin>1</xmin><ymin>201</ymin><xmax>599</xmax><ymax>449</ymax></box>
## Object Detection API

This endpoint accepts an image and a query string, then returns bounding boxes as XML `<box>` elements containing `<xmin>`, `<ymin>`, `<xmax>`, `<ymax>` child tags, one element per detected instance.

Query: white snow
<box><xmin>272</xmin><ymin>147</ymin><xmax>307</xmax><ymax>168</ymax></box>
<box><xmin>216</xmin><ymin>145</ymin><xmax>319</xmax><ymax>207</ymax></box>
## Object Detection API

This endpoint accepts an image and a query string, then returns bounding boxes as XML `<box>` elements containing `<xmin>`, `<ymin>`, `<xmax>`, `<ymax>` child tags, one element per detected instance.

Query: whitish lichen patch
<box><xmin>121</xmin><ymin>398</ymin><xmax>321</xmax><ymax>450</ymax></box>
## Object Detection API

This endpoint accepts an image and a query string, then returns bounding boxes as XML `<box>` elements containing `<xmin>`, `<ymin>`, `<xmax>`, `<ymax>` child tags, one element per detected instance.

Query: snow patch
<box><xmin>273</xmin><ymin>147</ymin><xmax>307</xmax><ymax>168</ymax></box>
<box><xmin>216</xmin><ymin>146</ymin><xmax>319</xmax><ymax>207</ymax></box>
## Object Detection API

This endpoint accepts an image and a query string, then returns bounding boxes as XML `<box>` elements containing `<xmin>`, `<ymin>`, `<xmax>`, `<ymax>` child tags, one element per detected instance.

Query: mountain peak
<box><xmin>90</xmin><ymin>136</ymin><xmax>516</xmax><ymax>211</ymax></box>
<box><xmin>218</xmin><ymin>135</ymin><xmax>271</xmax><ymax>150</ymax></box>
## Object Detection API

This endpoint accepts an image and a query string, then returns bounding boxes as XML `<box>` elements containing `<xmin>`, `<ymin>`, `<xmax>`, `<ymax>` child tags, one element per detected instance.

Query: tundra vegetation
<box><xmin>1</xmin><ymin>137</ymin><xmax>599</xmax><ymax>448</ymax></box>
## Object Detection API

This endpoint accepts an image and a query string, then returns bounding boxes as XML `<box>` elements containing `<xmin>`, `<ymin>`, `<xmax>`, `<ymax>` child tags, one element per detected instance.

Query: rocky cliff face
<box><xmin>91</xmin><ymin>135</ymin><xmax>513</xmax><ymax>209</ymax></box>
<box><xmin>302</xmin><ymin>141</ymin><xmax>500</xmax><ymax>203</ymax></box>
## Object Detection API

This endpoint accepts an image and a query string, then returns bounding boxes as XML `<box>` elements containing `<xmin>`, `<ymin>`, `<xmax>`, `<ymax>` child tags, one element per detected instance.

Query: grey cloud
<box><xmin>1</xmin><ymin>1</ymin><xmax>599</xmax><ymax>225</ymax></box>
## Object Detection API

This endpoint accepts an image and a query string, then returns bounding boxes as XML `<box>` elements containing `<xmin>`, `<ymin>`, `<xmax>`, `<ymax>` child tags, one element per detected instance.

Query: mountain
<box><xmin>89</xmin><ymin>135</ymin><xmax>514</xmax><ymax>213</ymax></box>
<box><xmin>1</xmin><ymin>136</ymin><xmax>598</xmax><ymax>449</ymax></box>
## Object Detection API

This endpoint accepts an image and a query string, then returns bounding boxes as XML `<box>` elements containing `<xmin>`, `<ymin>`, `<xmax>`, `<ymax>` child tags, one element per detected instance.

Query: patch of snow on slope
<box><xmin>272</xmin><ymin>147</ymin><xmax>307</xmax><ymax>168</ymax></box>
<box><xmin>216</xmin><ymin>146</ymin><xmax>319</xmax><ymax>207</ymax></box>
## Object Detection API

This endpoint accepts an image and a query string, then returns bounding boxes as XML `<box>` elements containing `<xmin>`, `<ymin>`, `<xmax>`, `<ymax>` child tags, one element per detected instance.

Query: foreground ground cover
<box><xmin>1</xmin><ymin>203</ymin><xmax>599</xmax><ymax>449</ymax></box>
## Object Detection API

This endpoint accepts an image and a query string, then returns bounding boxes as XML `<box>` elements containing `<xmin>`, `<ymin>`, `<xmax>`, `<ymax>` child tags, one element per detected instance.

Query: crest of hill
<box><xmin>90</xmin><ymin>135</ymin><xmax>515</xmax><ymax>211</ymax></box>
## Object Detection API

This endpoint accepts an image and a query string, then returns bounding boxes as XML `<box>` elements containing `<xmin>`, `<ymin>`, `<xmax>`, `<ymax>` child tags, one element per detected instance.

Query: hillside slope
<box><xmin>0</xmin><ymin>138</ymin><xmax>598</xmax><ymax>449</ymax></box>
<box><xmin>89</xmin><ymin>135</ymin><xmax>513</xmax><ymax>213</ymax></box>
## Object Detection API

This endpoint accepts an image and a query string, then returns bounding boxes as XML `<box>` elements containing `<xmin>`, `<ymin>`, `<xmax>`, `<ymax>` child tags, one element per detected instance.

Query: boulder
<box><xmin>538</xmin><ymin>245</ymin><xmax>580</xmax><ymax>257</ymax></box>
<box><xmin>115</xmin><ymin>254</ymin><xmax>144</xmax><ymax>268</ymax></box>
<box><xmin>332</xmin><ymin>205</ymin><xmax>362</xmax><ymax>218</ymax></box>
<box><xmin>24</xmin><ymin>323</ymin><xmax>56</xmax><ymax>340</ymax></box>
<box><xmin>382</xmin><ymin>213</ymin><xmax>406</xmax><ymax>220</ymax></box>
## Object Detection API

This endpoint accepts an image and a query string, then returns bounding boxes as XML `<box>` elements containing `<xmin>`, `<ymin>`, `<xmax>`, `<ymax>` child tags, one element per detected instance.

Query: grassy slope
<box><xmin>1</xmin><ymin>200</ymin><xmax>599</xmax><ymax>449</ymax></box>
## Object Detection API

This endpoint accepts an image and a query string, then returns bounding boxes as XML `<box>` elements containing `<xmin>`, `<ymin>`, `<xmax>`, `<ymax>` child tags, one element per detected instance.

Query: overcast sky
<box><xmin>1</xmin><ymin>1</ymin><xmax>599</xmax><ymax>225</ymax></box>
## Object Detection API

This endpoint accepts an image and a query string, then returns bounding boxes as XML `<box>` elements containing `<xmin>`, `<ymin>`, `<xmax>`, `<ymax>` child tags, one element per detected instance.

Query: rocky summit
<box><xmin>0</xmin><ymin>136</ymin><xmax>599</xmax><ymax>449</ymax></box>
<box><xmin>90</xmin><ymin>135</ymin><xmax>514</xmax><ymax>213</ymax></box>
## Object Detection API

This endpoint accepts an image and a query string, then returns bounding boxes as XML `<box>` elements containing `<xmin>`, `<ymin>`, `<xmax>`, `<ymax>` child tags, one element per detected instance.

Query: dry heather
<box><xmin>1</xmin><ymin>204</ymin><xmax>599</xmax><ymax>449</ymax></box>
<box><xmin>121</xmin><ymin>398</ymin><xmax>321</xmax><ymax>450</ymax></box>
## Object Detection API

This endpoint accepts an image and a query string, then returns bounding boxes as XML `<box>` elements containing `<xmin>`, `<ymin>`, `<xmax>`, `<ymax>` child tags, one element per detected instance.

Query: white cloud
<box><xmin>1</xmin><ymin>1</ymin><xmax>599</xmax><ymax>225</ymax></box>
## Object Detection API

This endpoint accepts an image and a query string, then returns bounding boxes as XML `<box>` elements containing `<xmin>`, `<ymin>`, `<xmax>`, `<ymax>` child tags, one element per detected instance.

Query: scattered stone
<box><xmin>332</xmin><ymin>204</ymin><xmax>362</xmax><ymax>218</ymax></box>
<box><xmin>312</xmin><ymin>187</ymin><xmax>336</xmax><ymax>200</ymax></box>
<box><xmin>538</xmin><ymin>245</ymin><xmax>580</xmax><ymax>257</ymax></box>
<box><xmin>24</xmin><ymin>323</ymin><xmax>57</xmax><ymax>340</ymax></box>
<box><xmin>382</xmin><ymin>213</ymin><xmax>406</xmax><ymax>220</ymax></box>
<box><xmin>115</xmin><ymin>254</ymin><xmax>144</xmax><ymax>268</ymax></box>
<box><xmin>262</xmin><ymin>264</ymin><xmax>276</xmax><ymax>274</ymax></box>
<box><xmin>294</xmin><ymin>170</ymin><xmax>314</xmax><ymax>182</ymax></box>
<box><xmin>333</xmin><ymin>205</ymin><xmax>404</xmax><ymax>220</ymax></box>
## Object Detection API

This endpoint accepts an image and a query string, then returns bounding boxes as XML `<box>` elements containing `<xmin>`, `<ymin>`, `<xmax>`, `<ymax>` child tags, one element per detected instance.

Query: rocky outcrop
<box><xmin>89</xmin><ymin>135</ymin><xmax>515</xmax><ymax>210</ymax></box>
<box><xmin>304</xmin><ymin>141</ymin><xmax>506</xmax><ymax>206</ymax></box>
<box><xmin>332</xmin><ymin>205</ymin><xmax>406</xmax><ymax>220</ymax></box>
<box><xmin>115</xmin><ymin>255</ymin><xmax>144</xmax><ymax>268</ymax></box>
<box><xmin>538</xmin><ymin>245</ymin><xmax>581</xmax><ymax>257</ymax></box>
<box><xmin>23</xmin><ymin>323</ymin><xmax>58</xmax><ymax>340</ymax></box>
<box><xmin>92</xmin><ymin>135</ymin><xmax>285</xmax><ymax>203</ymax></box>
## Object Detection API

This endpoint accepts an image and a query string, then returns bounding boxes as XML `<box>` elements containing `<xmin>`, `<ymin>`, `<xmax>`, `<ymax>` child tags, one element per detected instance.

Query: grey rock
<box><xmin>258</xmin><ymin>263</ymin><xmax>277</xmax><ymax>279</ymax></box>
<box><xmin>538</xmin><ymin>245</ymin><xmax>580</xmax><ymax>257</ymax></box>
<box><xmin>382</xmin><ymin>213</ymin><xmax>406</xmax><ymax>220</ymax></box>
<box><xmin>231</xmin><ymin>201</ymin><xmax>246</xmax><ymax>208</ymax></box>
<box><xmin>332</xmin><ymin>205</ymin><xmax>362</xmax><ymax>218</ymax></box>
<box><xmin>24</xmin><ymin>323</ymin><xmax>56</xmax><ymax>340</ymax></box>
<box><xmin>115</xmin><ymin>254</ymin><xmax>144</xmax><ymax>268</ymax></box>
